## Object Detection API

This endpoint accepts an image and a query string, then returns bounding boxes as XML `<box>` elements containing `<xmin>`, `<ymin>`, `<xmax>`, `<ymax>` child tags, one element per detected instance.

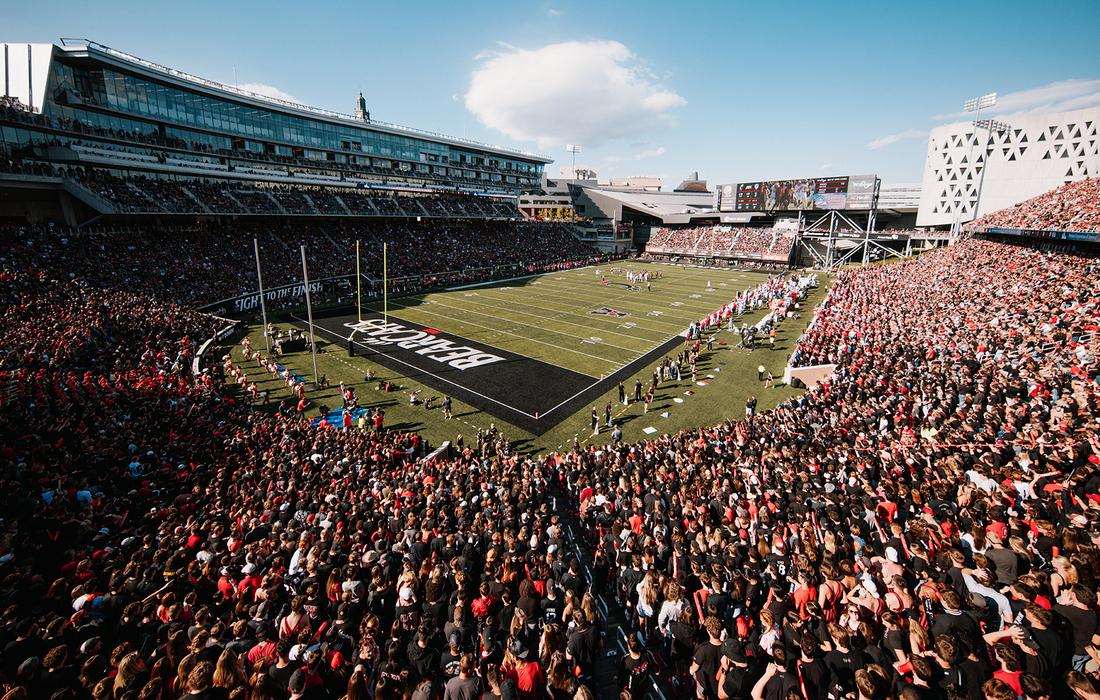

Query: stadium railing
<box><xmin>193</xmin><ymin>314</ymin><xmax>243</xmax><ymax>377</ymax></box>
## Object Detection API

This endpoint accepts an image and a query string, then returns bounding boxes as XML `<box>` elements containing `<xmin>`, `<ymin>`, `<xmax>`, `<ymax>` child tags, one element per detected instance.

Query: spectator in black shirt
<box><xmin>824</xmin><ymin>624</ymin><xmax>866</xmax><ymax>696</ymax></box>
<box><xmin>751</xmin><ymin>646</ymin><xmax>799</xmax><ymax>700</ymax></box>
<box><xmin>407</xmin><ymin>629</ymin><xmax>440</xmax><ymax>687</ymax></box>
<box><xmin>797</xmin><ymin>634</ymin><xmax>830</xmax><ymax>700</ymax></box>
<box><xmin>1054</xmin><ymin>586</ymin><xmax>1100</xmax><ymax>671</ymax></box>
<box><xmin>565</xmin><ymin>611</ymin><xmax>600</xmax><ymax>677</ymax></box>
<box><xmin>932</xmin><ymin>591</ymin><xmax>983</xmax><ymax>653</ymax></box>
<box><xmin>693</xmin><ymin>616</ymin><xmax>725</xmax><ymax>700</ymax></box>
<box><xmin>718</xmin><ymin>638</ymin><xmax>757</xmax><ymax>700</ymax></box>
<box><xmin>620</xmin><ymin>634</ymin><xmax>652</xmax><ymax>695</ymax></box>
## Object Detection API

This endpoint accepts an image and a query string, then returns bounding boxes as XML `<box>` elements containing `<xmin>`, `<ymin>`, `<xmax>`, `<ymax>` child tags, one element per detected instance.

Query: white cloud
<box><xmin>547</xmin><ymin>7</ymin><xmax>561</xmax><ymax>16</ymax></box>
<box><xmin>237</xmin><ymin>82</ymin><xmax>302</xmax><ymax>105</ymax></box>
<box><xmin>464</xmin><ymin>40</ymin><xmax>686</xmax><ymax>150</ymax></box>
<box><xmin>819</xmin><ymin>163</ymin><xmax>834</xmax><ymax>170</ymax></box>
<box><xmin>931</xmin><ymin>78</ymin><xmax>1100</xmax><ymax>120</ymax></box>
<box><xmin>606</xmin><ymin>146</ymin><xmax>666</xmax><ymax>162</ymax></box>
<box><xmin>866</xmin><ymin>129</ymin><xmax>926</xmax><ymax>150</ymax></box>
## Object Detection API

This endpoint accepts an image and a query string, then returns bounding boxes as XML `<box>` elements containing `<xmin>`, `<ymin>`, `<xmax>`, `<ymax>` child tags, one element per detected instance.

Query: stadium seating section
<box><xmin>968</xmin><ymin>178</ymin><xmax>1100</xmax><ymax>233</ymax></box>
<box><xmin>1</xmin><ymin>215</ymin><xmax>1099</xmax><ymax>699</ymax></box>
<box><xmin>646</xmin><ymin>225</ymin><xmax>797</xmax><ymax>261</ymax></box>
<box><xmin>0</xmin><ymin>220</ymin><xmax>596</xmax><ymax>307</ymax></box>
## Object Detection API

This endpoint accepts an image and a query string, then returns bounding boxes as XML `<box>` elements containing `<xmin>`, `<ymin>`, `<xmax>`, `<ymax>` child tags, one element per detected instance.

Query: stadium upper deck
<box><xmin>0</xmin><ymin>40</ymin><xmax>551</xmax><ymax>219</ymax></box>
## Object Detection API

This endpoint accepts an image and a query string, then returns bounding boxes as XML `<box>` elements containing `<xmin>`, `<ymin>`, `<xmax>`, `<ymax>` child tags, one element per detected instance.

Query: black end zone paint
<box><xmin>301</xmin><ymin>307</ymin><xmax>686</xmax><ymax>436</ymax></box>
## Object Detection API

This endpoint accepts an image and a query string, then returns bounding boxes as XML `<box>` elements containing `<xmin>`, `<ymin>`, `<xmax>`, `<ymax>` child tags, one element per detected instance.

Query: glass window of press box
<box><xmin>44</xmin><ymin>61</ymin><xmax>542</xmax><ymax>176</ymax></box>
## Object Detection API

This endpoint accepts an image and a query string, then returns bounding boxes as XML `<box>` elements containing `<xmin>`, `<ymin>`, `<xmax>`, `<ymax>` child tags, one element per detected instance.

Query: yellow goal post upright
<box><xmin>355</xmin><ymin>239</ymin><xmax>362</xmax><ymax>324</ymax></box>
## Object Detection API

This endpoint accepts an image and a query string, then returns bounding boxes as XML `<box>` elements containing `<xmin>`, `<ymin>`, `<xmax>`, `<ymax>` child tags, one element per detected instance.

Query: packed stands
<box><xmin>0</xmin><ymin>220</ymin><xmax>598</xmax><ymax>308</ymax></box>
<box><xmin>766</xmin><ymin>228</ymin><xmax>796</xmax><ymax>259</ymax></box>
<box><xmin>648</xmin><ymin>226</ymin><xmax>705</xmax><ymax>250</ymax></box>
<box><xmin>967</xmin><ymin>178</ymin><xmax>1100</xmax><ymax>233</ymax></box>
<box><xmin>647</xmin><ymin>225</ymin><xmax>796</xmax><ymax>262</ymax></box>
<box><xmin>0</xmin><ymin>209</ymin><xmax>1098</xmax><ymax>700</ymax></box>
<box><xmin>62</xmin><ymin>169</ymin><xmax>522</xmax><ymax>219</ymax></box>
<box><xmin>7</xmin><ymin>86</ymin><xmax>1100</xmax><ymax>700</ymax></box>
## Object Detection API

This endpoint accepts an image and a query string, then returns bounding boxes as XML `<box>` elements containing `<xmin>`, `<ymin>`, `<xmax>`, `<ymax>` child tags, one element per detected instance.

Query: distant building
<box><xmin>518</xmin><ymin>176</ymin><xmax>577</xmax><ymax>221</ymax></box>
<box><xmin>559</xmin><ymin>166</ymin><xmax>597</xmax><ymax>180</ymax></box>
<box><xmin>607</xmin><ymin>175</ymin><xmax>662</xmax><ymax>192</ymax></box>
<box><xmin>673</xmin><ymin>171</ymin><xmax>709</xmax><ymax>193</ymax></box>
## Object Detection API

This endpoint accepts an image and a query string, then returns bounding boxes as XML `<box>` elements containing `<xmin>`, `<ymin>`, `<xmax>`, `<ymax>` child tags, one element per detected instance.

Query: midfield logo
<box><xmin>590</xmin><ymin>307</ymin><xmax>630</xmax><ymax>318</ymax></box>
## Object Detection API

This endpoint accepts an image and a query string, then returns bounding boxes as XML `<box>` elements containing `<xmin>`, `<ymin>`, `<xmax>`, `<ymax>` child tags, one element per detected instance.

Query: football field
<box><xmin>299</xmin><ymin>261</ymin><xmax>777</xmax><ymax>434</ymax></box>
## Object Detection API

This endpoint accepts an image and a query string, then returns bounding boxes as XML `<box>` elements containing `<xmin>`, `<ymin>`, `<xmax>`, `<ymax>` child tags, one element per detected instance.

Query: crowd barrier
<box><xmin>783</xmin><ymin>362</ymin><xmax>836</xmax><ymax>390</ymax></box>
<box><xmin>192</xmin><ymin>314</ymin><xmax>241</xmax><ymax>377</ymax></box>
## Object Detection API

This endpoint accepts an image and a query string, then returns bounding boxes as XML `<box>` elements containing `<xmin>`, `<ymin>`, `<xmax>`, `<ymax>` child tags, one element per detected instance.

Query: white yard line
<box><xmin>536</xmin><ymin>276</ymin><xmax>735</xmax><ymax>315</ymax></box>
<box><xmin>474</xmin><ymin>285</ymin><xmax>685</xmax><ymax>330</ymax></box>
<box><xmin>537</xmin><ymin>333</ymin><xmax>686</xmax><ymax>420</ymax></box>
<box><xmin>428</xmin><ymin>292</ymin><xmax>669</xmax><ymax>343</ymax></box>
<box><xmin>373</xmin><ymin>301</ymin><xmax>630</xmax><ymax>368</ymax></box>
<box><xmin>469</xmin><ymin>279</ymin><xmax>710</xmax><ymax>327</ymax></box>
<box><xmin>455</xmin><ymin>286</ymin><xmax>691</xmax><ymax>331</ymax></box>
<box><xmin>388</xmin><ymin>297</ymin><xmax>647</xmax><ymax>355</ymax></box>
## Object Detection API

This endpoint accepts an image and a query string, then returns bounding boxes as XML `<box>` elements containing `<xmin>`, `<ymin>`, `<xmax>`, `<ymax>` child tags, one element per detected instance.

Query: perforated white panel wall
<box><xmin>916</xmin><ymin>107</ymin><xmax>1100</xmax><ymax>227</ymax></box>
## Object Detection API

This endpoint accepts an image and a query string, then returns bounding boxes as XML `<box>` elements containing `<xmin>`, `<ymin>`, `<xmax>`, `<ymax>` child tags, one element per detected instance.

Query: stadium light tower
<box><xmin>566</xmin><ymin>144</ymin><xmax>581</xmax><ymax>222</ymax></box>
<box><xmin>950</xmin><ymin>92</ymin><xmax>997</xmax><ymax>243</ymax></box>
<box><xmin>566</xmin><ymin>144</ymin><xmax>581</xmax><ymax>179</ymax></box>
<box><xmin>964</xmin><ymin>92</ymin><xmax>998</xmax><ymax>114</ymax></box>
<box><xmin>971</xmin><ymin>118</ymin><xmax>1012</xmax><ymax>231</ymax></box>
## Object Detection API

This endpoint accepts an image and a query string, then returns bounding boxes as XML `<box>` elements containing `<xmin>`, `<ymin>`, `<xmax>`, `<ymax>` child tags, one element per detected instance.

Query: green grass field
<box><xmin>224</xmin><ymin>261</ymin><xmax>831</xmax><ymax>454</ymax></box>
<box><xmin>371</xmin><ymin>265</ymin><xmax>738</xmax><ymax>378</ymax></box>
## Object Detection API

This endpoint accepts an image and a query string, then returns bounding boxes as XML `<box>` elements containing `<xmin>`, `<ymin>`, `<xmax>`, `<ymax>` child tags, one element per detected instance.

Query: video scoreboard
<box><xmin>715</xmin><ymin>174</ymin><xmax>878</xmax><ymax>212</ymax></box>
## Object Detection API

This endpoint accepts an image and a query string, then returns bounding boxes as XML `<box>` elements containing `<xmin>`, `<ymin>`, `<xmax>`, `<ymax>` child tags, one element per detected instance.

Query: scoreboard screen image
<box><xmin>720</xmin><ymin>174</ymin><xmax>876</xmax><ymax>211</ymax></box>
<box><xmin>739</xmin><ymin>178</ymin><xmax>817</xmax><ymax>211</ymax></box>
<box><xmin>814</xmin><ymin>176</ymin><xmax>849</xmax><ymax>194</ymax></box>
<box><xmin>813</xmin><ymin>193</ymin><xmax>848</xmax><ymax>209</ymax></box>
<box><xmin>733</xmin><ymin>182</ymin><xmax>763</xmax><ymax>211</ymax></box>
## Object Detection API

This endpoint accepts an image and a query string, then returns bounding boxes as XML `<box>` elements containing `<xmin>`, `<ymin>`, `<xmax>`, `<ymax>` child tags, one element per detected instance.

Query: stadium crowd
<box><xmin>0</xmin><ymin>219</ymin><xmax>598</xmax><ymax>309</ymax></box>
<box><xmin>63</xmin><ymin>170</ymin><xmax>522</xmax><ymax>220</ymax></box>
<box><xmin>647</xmin><ymin>227</ymin><xmax>795</xmax><ymax>261</ymax></box>
<box><xmin>0</xmin><ymin>217</ymin><xmax>1098</xmax><ymax>700</ymax></box>
<box><xmin>968</xmin><ymin>179</ymin><xmax>1100</xmax><ymax>234</ymax></box>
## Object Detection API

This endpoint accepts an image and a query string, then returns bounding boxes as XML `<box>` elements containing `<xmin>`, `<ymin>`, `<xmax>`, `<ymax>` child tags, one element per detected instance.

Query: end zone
<box><xmin>299</xmin><ymin>308</ymin><xmax>689</xmax><ymax>435</ymax></box>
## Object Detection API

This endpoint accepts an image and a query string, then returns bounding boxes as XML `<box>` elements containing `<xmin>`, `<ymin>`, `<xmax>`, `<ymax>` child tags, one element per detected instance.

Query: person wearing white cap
<box><xmin>871</xmin><ymin>547</ymin><xmax>904</xmax><ymax>580</ymax></box>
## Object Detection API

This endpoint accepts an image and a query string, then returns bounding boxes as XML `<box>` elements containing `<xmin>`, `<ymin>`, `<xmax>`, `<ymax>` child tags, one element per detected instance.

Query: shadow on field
<box><xmin>363</xmin><ymin>399</ymin><xmax>400</xmax><ymax>409</ymax></box>
<box><xmin>386</xmin><ymin>421</ymin><xmax>424</xmax><ymax>432</ymax></box>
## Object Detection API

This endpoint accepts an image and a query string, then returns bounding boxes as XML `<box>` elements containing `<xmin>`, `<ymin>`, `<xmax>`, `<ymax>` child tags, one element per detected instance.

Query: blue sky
<box><xmin>8</xmin><ymin>0</ymin><xmax>1100</xmax><ymax>187</ymax></box>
